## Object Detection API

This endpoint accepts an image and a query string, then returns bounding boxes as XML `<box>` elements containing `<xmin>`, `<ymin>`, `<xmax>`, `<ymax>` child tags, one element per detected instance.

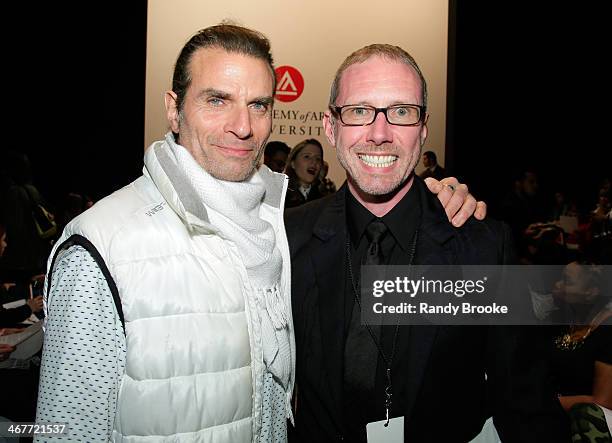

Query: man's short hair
<box><xmin>423</xmin><ymin>150</ymin><xmax>437</xmax><ymax>163</ymax></box>
<box><xmin>172</xmin><ymin>22</ymin><xmax>276</xmax><ymax>113</ymax></box>
<box><xmin>264</xmin><ymin>141</ymin><xmax>291</xmax><ymax>158</ymax></box>
<box><xmin>328</xmin><ymin>44</ymin><xmax>427</xmax><ymax>108</ymax></box>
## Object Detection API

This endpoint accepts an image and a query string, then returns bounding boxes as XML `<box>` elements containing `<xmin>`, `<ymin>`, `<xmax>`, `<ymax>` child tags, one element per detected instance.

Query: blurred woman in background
<box><xmin>550</xmin><ymin>260</ymin><xmax>612</xmax><ymax>441</ymax></box>
<box><xmin>284</xmin><ymin>139</ymin><xmax>324</xmax><ymax>208</ymax></box>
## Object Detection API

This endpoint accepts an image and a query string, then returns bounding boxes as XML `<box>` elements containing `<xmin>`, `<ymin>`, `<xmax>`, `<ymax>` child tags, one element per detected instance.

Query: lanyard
<box><xmin>345</xmin><ymin>229</ymin><xmax>419</xmax><ymax>425</ymax></box>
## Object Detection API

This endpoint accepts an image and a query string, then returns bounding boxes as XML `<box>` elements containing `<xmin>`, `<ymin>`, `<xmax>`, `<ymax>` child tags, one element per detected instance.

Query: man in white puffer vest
<box><xmin>36</xmin><ymin>23</ymin><xmax>294</xmax><ymax>442</ymax></box>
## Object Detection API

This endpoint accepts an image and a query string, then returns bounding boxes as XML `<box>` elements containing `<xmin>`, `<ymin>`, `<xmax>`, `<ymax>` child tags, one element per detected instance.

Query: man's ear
<box><xmin>419</xmin><ymin>116</ymin><xmax>429</xmax><ymax>147</ymax></box>
<box><xmin>165</xmin><ymin>91</ymin><xmax>180</xmax><ymax>133</ymax></box>
<box><xmin>323</xmin><ymin>110</ymin><xmax>336</xmax><ymax>147</ymax></box>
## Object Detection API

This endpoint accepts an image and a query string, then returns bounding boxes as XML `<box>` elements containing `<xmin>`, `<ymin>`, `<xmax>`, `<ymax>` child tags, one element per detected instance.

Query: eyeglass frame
<box><xmin>330</xmin><ymin>103</ymin><xmax>427</xmax><ymax>127</ymax></box>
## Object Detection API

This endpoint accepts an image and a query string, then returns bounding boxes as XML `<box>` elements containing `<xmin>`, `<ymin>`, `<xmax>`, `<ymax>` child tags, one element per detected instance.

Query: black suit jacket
<box><xmin>285</xmin><ymin>177</ymin><xmax>569</xmax><ymax>442</ymax></box>
<box><xmin>285</xmin><ymin>179</ymin><xmax>324</xmax><ymax>209</ymax></box>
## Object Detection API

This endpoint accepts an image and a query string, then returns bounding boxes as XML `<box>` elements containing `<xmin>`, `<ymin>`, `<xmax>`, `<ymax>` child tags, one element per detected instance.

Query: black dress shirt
<box><xmin>342</xmin><ymin>183</ymin><xmax>422</xmax><ymax>442</ymax></box>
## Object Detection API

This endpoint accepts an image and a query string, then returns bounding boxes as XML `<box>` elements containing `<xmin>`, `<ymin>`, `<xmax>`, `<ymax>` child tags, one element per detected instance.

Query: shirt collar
<box><xmin>298</xmin><ymin>183</ymin><xmax>311</xmax><ymax>199</ymax></box>
<box><xmin>346</xmin><ymin>181</ymin><xmax>421</xmax><ymax>251</ymax></box>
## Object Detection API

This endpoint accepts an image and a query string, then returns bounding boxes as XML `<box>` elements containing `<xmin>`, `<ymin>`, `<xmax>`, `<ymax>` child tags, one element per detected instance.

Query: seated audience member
<box><xmin>284</xmin><ymin>139</ymin><xmax>324</xmax><ymax>208</ymax></box>
<box><xmin>0</xmin><ymin>224</ymin><xmax>43</xmax><ymax>326</ymax></box>
<box><xmin>419</xmin><ymin>150</ymin><xmax>447</xmax><ymax>180</ymax></box>
<box><xmin>263</xmin><ymin>140</ymin><xmax>291</xmax><ymax>173</ymax></box>
<box><xmin>591</xmin><ymin>187</ymin><xmax>611</xmax><ymax>235</ymax></box>
<box><xmin>0</xmin><ymin>150</ymin><xmax>53</xmax><ymax>276</ymax></box>
<box><xmin>0</xmin><ymin>226</ymin><xmax>41</xmax><ymax>423</ymax></box>
<box><xmin>550</xmin><ymin>260</ymin><xmax>612</xmax><ymax>441</ymax></box>
<box><xmin>568</xmin><ymin>185</ymin><xmax>611</xmax><ymax>262</ymax></box>
<box><xmin>0</xmin><ymin>296</ymin><xmax>43</xmax><ymax>327</ymax></box>
<box><xmin>550</xmin><ymin>191</ymin><xmax>578</xmax><ymax>221</ymax></box>
<box><xmin>500</xmin><ymin>169</ymin><xmax>548</xmax><ymax>258</ymax></box>
<box><xmin>523</xmin><ymin>221</ymin><xmax>569</xmax><ymax>264</ymax></box>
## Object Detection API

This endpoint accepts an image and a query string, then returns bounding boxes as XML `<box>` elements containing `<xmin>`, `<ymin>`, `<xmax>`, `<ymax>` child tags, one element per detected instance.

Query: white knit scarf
<box><xmin>156</xmin><ymin>134</ymin><xmax>291</xmax><ymax>389</ymax></box>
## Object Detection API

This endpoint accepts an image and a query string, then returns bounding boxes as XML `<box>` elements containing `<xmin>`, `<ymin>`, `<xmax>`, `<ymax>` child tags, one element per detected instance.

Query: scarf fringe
<box><xmin>258</xmin><ymin>285</ymin><xmax>288</xmax><ymax>330</ymax></box>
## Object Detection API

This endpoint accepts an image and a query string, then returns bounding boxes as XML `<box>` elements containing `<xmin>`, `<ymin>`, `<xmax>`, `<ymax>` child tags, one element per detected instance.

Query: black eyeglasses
<box><xmin>331</xmin><ymin>104</ymin><xmax>426</xmax><ymax>126</ymax></box>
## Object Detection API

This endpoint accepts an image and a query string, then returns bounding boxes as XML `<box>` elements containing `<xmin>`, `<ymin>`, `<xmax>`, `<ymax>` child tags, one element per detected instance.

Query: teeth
<box><xmin>358</xmin><ymin>154</ymin><xmax>397</xmax><ymax>168</ymax></box>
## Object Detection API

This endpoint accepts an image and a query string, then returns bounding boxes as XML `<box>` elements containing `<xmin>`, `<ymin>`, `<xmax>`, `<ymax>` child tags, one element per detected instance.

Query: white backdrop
<box><xmin>146</xmin><ymin>0</ymin><xmax>449</xmax><ymax>185</ymax></box>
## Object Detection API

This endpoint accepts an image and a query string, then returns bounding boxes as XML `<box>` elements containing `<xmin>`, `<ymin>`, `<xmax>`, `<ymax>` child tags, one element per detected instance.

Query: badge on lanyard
<box><xmin>366</xmin><ymin>416</ymin><xmax>404</xmax><ymax>443</ymax></box>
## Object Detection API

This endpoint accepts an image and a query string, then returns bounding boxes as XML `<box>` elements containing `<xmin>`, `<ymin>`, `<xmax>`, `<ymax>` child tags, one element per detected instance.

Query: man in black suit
<box><xmin>286</xmin><ymin>44</ymin><xmax>569</xmax><ymax>442</ymax></box>
<box><xmin>419</xmin><ymin>150</ymin><xmax>447</xmax><ymax>180</ymax></box>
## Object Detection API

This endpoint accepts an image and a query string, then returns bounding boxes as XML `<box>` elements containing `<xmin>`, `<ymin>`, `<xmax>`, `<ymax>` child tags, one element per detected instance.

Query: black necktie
<box><xmin>343</xmin><ymin>219</ymin><xmax>389</xmax><ymax>430</ymax></box>
<box><xmin>363</xmin><ymin>219</ymin><xmax>389</xmax><ymax>265</ymax></box>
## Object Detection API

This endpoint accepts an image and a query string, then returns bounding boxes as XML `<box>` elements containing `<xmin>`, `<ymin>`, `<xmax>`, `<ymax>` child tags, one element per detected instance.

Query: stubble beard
<box><xmin>337</xmin><ymin>144</ymin><xmax>421</xmax><ymax>196</ymax></box>
<box><xmin>201</xmin><ymin>147</ymin><xmax>263</xmax><ymax>182</ymax></box>
<box><xmin>206</xmin><ymin>160</ymin><xmax>258</xmax><ymax>182</ymax></box>
<box><xmin>182</xmin><ymin>138</ymin><xmax>263</xmax><ymax>183</ymax></box>
<box><xmin>177</xmin><ymin>116</ymin><xmax>265</xmax><ymax>182</ymax></box>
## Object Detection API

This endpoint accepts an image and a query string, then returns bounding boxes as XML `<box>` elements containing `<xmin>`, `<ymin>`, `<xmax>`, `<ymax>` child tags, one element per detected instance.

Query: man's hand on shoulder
<box><xmin>425</xmin><ymin>177</ymin><xmax>487</xmax><ymax>227</ymax></box>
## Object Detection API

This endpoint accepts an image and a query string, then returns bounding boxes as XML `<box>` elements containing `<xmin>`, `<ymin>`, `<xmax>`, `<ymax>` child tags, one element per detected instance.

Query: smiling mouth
<box><xmin>216</xmin><ymin>145</ymin><xmax>253</xmax><ymax>157</ymax></box>
<box><xmin>358</xmin><ymin>154</ymin><xmax>398</xmax><ymax>168</ymax></box>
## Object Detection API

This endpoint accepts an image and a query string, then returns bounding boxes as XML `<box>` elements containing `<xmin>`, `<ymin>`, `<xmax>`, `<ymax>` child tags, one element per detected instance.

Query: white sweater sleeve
<box><xmin>35</xmin><ymin>245</ymin><xmax>126</xmax><ymax>442</ymax></box>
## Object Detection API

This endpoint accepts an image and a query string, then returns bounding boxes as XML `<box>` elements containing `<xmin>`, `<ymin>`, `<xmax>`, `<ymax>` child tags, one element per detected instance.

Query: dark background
<box><xmin>448</xmin><ymin>2</ymin><xmax>608</xmax><ymax>215</ymax></box>
<box><xmin>4</xmin><ymin>2</ymin><xmax>147</xmax><ymax>203</ymax></box>
<box><xmin>4</xmin><ymin>2</ymin><xmax>608</xmax><ymax>214</ymax></box>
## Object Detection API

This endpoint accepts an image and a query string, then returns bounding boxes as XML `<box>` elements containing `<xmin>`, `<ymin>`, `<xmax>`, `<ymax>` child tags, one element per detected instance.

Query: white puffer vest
<box><xmin>51</xmin><ymin>142</ymin><xmax>295</xmax><ymax>442</ymax></box>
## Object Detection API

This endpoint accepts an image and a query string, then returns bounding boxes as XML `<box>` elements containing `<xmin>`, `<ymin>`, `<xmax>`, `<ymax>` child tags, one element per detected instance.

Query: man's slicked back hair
<box><xmin>172</xmin><ymin>22</ymin><xmax>276</xmax><ymax>112</ymax></box>
<box><xmin>329</xmin><ymin>44</ymin><xmax>427</xmax><ymax>108</ymax></box>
